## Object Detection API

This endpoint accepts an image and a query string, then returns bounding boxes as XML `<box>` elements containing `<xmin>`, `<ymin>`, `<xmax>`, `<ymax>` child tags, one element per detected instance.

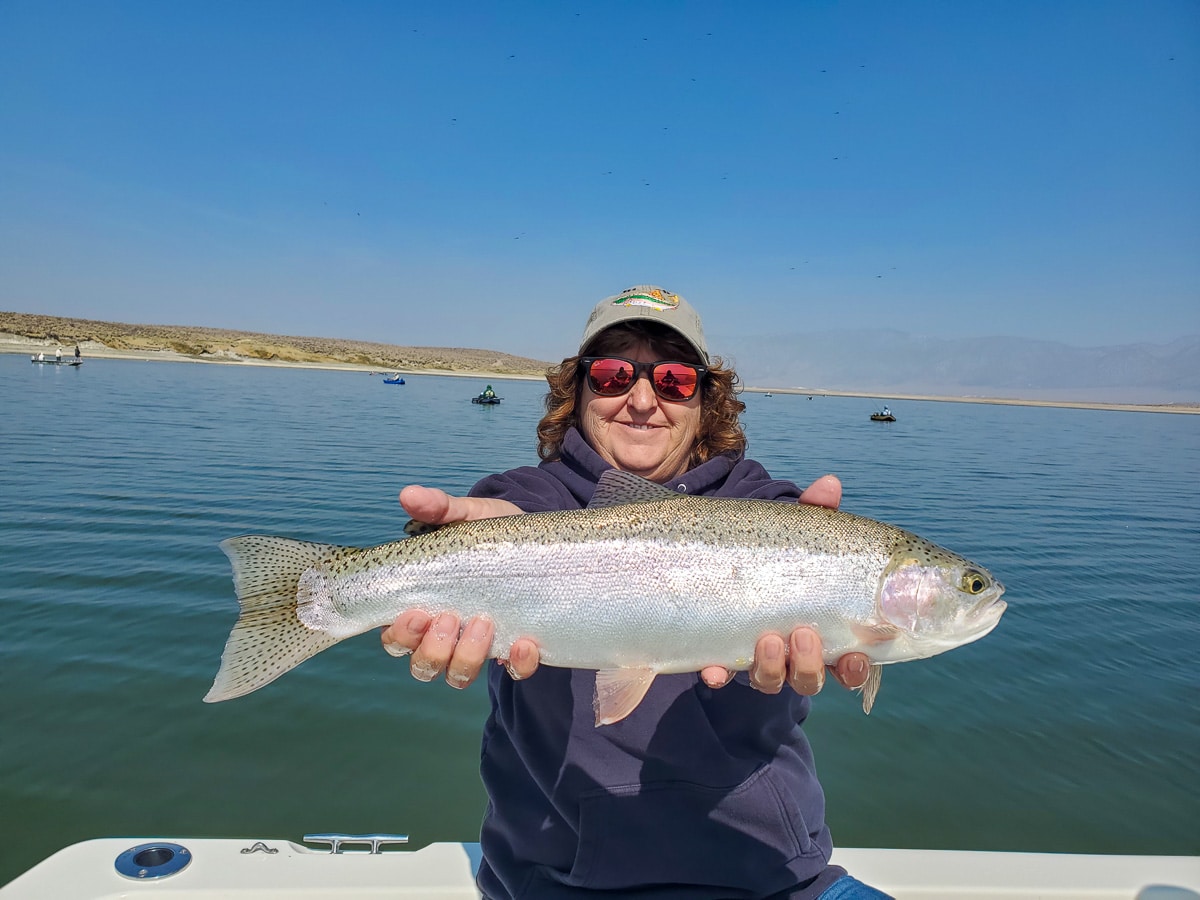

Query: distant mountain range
<box><xmin>719</xmin><ymin>330</ymin><xmax>1200</xmax><ymax>405</ymax></box>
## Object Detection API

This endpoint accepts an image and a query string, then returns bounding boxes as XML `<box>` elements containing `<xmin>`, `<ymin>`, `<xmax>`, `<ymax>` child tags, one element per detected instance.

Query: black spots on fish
<box><xmin>893</xmin><ymin>531</ymin><xmax>942</xmax><ymax>559</ymax></box>
<box><xmin>590</xmin><ymin>470</ymin><xmax>681</xmax><ymax>508</ymax></box>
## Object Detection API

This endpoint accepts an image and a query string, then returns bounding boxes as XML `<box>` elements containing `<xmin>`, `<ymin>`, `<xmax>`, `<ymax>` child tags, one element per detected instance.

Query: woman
<box><xmin>382</xmin><ymin>286</ymin><xmax>887</xmax><ymax>899</ymax></box>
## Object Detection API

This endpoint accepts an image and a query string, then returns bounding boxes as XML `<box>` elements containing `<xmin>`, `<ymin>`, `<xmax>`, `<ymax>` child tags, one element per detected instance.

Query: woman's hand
<box><xmin>700</xmin><ymin>474</ymin><xmax>873</xmax><ymax>696</ymax></box>
<box><xmin>380</xmin><ymin>486</ymin><xmax>539</xmax><ymax>688</ymax></box>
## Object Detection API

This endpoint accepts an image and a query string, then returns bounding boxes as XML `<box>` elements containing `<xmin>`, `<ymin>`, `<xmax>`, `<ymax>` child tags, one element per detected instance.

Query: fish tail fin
<box><xmin>855</xmin><ymin>664</ymin><xmax>884</xmax><ymax>714</ymax></box>
<box><xmin>204</xmin><ymin>535</ymin><xmax>343</xmax><ymax>703</ymax></box>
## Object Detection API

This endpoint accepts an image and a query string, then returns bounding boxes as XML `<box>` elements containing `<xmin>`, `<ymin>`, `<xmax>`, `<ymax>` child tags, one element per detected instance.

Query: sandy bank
<box><xmin>1</xmin><ymin>334</ymin><xmax>546</xmax><ymax>382</ymax></box>
<box><xmin>5</xmin><ymin>332</ymin><xmax>1196</xmax><ymax>415</ymax></box>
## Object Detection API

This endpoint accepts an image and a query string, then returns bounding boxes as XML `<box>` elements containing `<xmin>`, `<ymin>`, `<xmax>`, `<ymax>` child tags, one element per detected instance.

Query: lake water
<box><xmin>2</xmin><ymin>353</ymin><xmax>1198</xmax><ymax>883</ymax></box>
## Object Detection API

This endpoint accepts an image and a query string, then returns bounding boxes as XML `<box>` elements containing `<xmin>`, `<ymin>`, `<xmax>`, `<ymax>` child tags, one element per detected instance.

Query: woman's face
<box><xmin>579</xmin><ymin>341</ymin><xmax>702</xmax><ymax>483</ymax></box>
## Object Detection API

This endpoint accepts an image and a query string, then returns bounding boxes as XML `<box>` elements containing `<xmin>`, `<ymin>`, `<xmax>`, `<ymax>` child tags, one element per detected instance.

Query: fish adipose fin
<box><xmin>594</xmin><ymin>667</ymin><xmax>658</xmax><ymax>726</ymax></box>
<box><xmin>588</xmin><ymin>470</ymin><xmax>679</xmax><ymax>509</ymax></box>
<box><xmin>854</xmin><ymin>664</ymin><xmax>884</xmax><ymax>714</ymax></box>
<box><xmin>205</xmin><ymin>535</ymin><xmax>343</xmax><ymax>703</ymax></box>
<box><xmin>403</xmin><ymin>518</ymin><xmax>444</xmax><ymax>536</ymax></box>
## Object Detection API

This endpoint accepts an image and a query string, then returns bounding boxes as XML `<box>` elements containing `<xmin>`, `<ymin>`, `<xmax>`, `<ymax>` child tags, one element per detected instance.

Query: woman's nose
<box><xmin>627</xmin><ymin>373</ymin><xmax>658</xmax><ymax>409</ymax></box>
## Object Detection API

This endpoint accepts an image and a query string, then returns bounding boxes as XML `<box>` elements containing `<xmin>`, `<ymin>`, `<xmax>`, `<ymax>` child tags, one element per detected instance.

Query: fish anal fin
<box><xmin>593</xmin><ymin>667</ymin><xmax>658</xmax><ymax>726</ymax></box>
<box><xmin>854</xmin><ymin>664</ymin><xmax>884</xmax><ymax>715</ymax></box>
<box><xmin>588</xmin><ymin>470</ymin><xmax>679</xmax><ymax>509</ymax></box>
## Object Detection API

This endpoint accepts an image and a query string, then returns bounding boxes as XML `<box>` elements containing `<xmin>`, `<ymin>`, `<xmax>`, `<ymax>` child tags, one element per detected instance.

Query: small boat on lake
<box><xmin>31</xmin><ymin>357</ymin><xmax>81</xmax><ymax>367</ymax></box>
<box><xmin>472</xmin><ymin>384</ymin><xmax>502</xmax><ymax>405</ymax></box>
<box><xmin>383</xmin><ymin>374</ymin><xmax>406</xmax><ymax>385</ymax></box>
<box><xmin>870</xmin><ymin>405</ymin><xmax>895</xmax><ymax>422</ymax></box>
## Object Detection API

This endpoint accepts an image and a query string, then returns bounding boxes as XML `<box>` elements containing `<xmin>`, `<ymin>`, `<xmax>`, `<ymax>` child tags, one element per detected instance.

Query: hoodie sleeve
<box><xmin>717</xmin><ymin>457</ymin><xmax>804</xmax><ymax>501</ymax></box>
<box><xmin>469</xmin><ymin>466</ymin><xmax>580</xmax><ymax>513</ymax></box>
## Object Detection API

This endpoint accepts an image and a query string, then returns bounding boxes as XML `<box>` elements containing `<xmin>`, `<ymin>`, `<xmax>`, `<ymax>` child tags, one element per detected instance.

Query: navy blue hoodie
<box><xmin>468</xmin><ymin>428</ymin><xmax>844</xmax><ymax>900</ymax></box>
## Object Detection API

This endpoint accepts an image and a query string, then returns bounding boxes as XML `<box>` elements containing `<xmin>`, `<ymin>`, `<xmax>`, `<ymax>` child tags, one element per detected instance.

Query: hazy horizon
<box><xmin>5</xmin><ymin>309</ymin><xmax>1197</xmax><ymax>405</ymax></box>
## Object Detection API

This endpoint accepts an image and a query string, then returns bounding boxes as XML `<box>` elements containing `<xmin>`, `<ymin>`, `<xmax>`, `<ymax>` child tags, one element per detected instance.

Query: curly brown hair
<box><xmin>536</xmin><ymin>322</ymin><xmax>747</xmax><ymax>468</ymax></box>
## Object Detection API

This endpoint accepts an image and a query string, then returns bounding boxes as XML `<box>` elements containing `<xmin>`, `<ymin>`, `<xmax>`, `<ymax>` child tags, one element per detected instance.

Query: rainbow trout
<box><xmin>206</xmin><ymin>470</ymin><xmax>1006</xmax><ymax>724</ymax></box>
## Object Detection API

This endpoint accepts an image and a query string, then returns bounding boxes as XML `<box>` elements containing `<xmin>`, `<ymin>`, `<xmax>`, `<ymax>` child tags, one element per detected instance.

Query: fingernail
<box><xmin>410</xmin><ymin>659</ymin><xmax>437</xmax><ymax>682</ymax></box>
<box><xmin>431</xmin><ymin>613</ymin><xmax>458</xmax><ymax>642</ymax></box>
<box><xmin>382</xmin><ymin>641</ymin><xmax>411</xmax><ymax>658</ymax></box>
<box><xmin>504</xmin><ymin>658</ymin><xmax>524</xmax><ymax>681</ymax></box>
<box><xmin>793</xmin><ymin>630</ymin><xmax>815</xmax><ymax>655</ymax></box>
<box><xmin>847</xmin><ymin>656</ymin><xmax>867</xmax><ymax>679</ymax></box>
<box><xmin>762</xmin><ymin>640</ymin><xmax>783</xmax><ymax>662</ymax></box>
<box><xmin>446</xmin><ymin>670</ymin><xmax>469</xmax><ymax>689</ymax></box>
<box><xmin>463</xmin><ymin>617</ymin><xmax>492</xmax><ymax>644</ymax></box>
<box><xmin>406</xmin><ymin>612</ymin><xmax>431</xmax><ymax>635</ymax></box>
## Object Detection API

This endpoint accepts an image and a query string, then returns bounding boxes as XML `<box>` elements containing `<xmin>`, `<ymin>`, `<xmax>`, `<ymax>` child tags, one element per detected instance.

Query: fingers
<box><xmin>700</xmin><ymin>665</ymin><xmax>735</xmax><ymax>689</ymax></box>
<box><xmin>380</xmin><ymin>609</ymin><xmax>431</xmax><ymax>657</ymax></box>
<box><xmin>381</xmin><ymin>610</ymin><xmax>490</xmax><ymax>689</ymax></box>
<box><xmin>500</xmin><ymin>638</ymin><xmax>541</xmax><ymax>680</ymax></box>
<box><xmin>408</xmin><ymin>612</ymin><xmax>463</xmax><ymax>684</ymax></box>
<box><xmin>398</xmin><ymin>486</ymin><xmax>523</xmax><ymax>526</ymax></box>
<box><xmin>399</xmin><ymin>485</ymin><xmax>454</xmax><ymax>524</ymax></box>
<box><xmin>830</xmin><ymin>652</ymin><xmax>870</xmax><ymax>690</ymax></box>
<box><xmin>798</xmin><ymin>474</ymin><xmax>842</xmax><ymax>511</ymax></box>
<box><xmin>786</xmin><ymin>627</ymin><xmax>827</xmax><ymax>695</ymax></box>
<box><xmin>445</xmin><ymin>616</ymin><xmax>495</xmax><ymax>689</ymax></box>
<box><xmin>712</xmin><ymin>629</ymin><xmax>862</xmax><ymax>696</ymax></box>
<box><xmin>749</xmin><ymin>634</ymin><xmax>788</xmax><ymax>694</ymax></box>
<box><xmin>382</xmin><ymin>611</ymin><xmax>536</xmax><ymax>688</ymax></box>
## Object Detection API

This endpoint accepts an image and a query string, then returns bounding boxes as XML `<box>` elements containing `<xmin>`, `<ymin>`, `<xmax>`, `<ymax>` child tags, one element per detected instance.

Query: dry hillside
<box><xmin>1</xmin><ymin>311</ymin><xmax>553</xmax><ymax>375</ymax></box>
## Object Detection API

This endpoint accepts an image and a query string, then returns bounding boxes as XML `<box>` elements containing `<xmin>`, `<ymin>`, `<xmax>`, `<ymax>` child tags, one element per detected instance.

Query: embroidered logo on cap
<box><xmin>612</xmin><ymin>287</ymin><xmax>680</xmax><ymax>310</ymax></box>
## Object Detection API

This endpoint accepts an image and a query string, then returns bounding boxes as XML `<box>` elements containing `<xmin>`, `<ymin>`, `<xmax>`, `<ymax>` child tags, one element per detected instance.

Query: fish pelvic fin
<box><xmin>594</xmin><ymin>667</ymin><xmax>658</xmax><ymax>726</ymax></box>
<box><xmin>204</xmin><ymin>535</ymin><xmax>343</xmax><ymax>703</ymax></box>
<box><xmin>854</xmin><ymin>664</ymin><xmax>884</xmax><ymax>715</ymax></box>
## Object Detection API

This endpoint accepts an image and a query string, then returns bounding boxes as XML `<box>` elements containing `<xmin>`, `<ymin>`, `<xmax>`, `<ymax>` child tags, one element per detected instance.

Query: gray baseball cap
<box><xmin>578</xmin><ymin>285</ymin><xmax>709</xmax><ymax>364</ymax></box>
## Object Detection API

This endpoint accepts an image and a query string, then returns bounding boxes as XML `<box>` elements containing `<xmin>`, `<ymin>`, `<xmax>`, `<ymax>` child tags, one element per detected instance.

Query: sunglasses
<box><xmin>580</xmin><ymin>356</ymin><xmax>707</xmax><ymax>402</ymax></box>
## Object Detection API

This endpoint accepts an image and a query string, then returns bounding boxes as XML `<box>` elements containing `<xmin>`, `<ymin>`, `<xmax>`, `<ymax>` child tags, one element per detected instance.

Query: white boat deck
<box><xmin>2</xmin><ymin>839</ymin><xmax>1198</xmax><ymax>899</ymax></box>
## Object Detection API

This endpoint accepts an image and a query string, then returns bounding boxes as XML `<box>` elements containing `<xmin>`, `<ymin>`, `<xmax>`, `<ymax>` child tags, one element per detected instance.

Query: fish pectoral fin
<box><xmin>853</xmin><ymin>664</ymin><xmax>884</xmax><ymax>715</ymax></box>
<box><xmin>850</xmin><ymin>622</ymin><xmax>903</xmax><ymax>645</ymax></box>
<box><xmin>593</xmin><ymin>667</ymin><xmax>658</xmax><ymax>727</ymax></box>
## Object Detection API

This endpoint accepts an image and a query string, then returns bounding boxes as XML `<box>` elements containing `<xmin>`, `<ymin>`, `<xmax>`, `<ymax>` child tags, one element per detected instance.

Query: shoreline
<box><xmin>6</xmin><ymin>339</ymin><xmax>1197</xmax><ymax>415</ymax></box>
<box><xmin>3</xmin><ymin>338</ymin><xmax>547</xmax><ymax>382</ymax></box>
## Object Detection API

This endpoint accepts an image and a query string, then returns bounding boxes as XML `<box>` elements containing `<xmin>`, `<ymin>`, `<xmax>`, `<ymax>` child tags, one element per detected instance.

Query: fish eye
<box><xmin>961</xmin><ymin>571</ymin><xmax>988</xmax><ymax>594</ymax></box>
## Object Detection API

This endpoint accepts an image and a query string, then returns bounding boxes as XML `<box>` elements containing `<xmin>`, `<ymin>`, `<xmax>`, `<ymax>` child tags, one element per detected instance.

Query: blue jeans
<box><xmin>817</xmin><ymin>875</ymin><xmax>894</xmax><ymax>900</ymax></box>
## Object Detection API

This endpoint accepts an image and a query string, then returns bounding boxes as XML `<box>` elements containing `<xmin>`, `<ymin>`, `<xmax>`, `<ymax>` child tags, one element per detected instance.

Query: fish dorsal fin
<box><xmin>588</xmin><ymin>470</ymin><xmax>679</xmax><ymax>509</ymax></box>
<box><xmin>593</xmin><ymin>667</ymin><xmax>658</xmax><ymax>726</ymax></box>
<box><xmin>854</xmin><ymin>664</ymin><xmax>884</xmax><ymax>715</ymax></box>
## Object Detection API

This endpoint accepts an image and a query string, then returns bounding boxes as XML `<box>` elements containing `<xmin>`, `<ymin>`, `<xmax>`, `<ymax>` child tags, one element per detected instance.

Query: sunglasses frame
<box><xmin>579</xmin><ymin>355</ymin><xmax>708</xmax><ymax>402</ymax></box>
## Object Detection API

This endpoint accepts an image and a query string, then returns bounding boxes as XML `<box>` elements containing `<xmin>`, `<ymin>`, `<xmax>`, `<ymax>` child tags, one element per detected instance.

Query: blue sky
<box><xmin>2</xmin><ymin>0</ymin><xmax>1197</xmax><ymax>363</ymax></box>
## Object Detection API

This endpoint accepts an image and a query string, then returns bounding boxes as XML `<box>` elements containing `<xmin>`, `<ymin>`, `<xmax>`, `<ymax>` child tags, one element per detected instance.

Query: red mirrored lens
<box><xmin>652</xmin><ymin>363</ymin><xmax>699</xmax><ymax>400</ymax></box>
<box><xmin>587</xmin><ymin>358</ymin><xmax>637</xmax><ymax>395</ymax></box>
<box><xmin>584</xmin><ymin>358</ymin><xmax>701</xmax><ymax>400</ymax></box>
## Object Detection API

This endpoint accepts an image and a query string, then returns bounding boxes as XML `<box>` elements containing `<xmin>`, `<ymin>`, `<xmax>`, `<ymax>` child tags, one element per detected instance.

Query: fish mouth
<box><xmin>964</xmin><ymin>583</ymin><xmax>1007</xmax><ymax>638</ymax></box>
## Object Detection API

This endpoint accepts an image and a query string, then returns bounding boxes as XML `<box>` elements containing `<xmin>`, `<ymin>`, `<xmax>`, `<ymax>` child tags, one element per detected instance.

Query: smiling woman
<box><xmin>379</xmin><ymin>285</ymin><xmax>893</xmax><ymax>900</ymax></box>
